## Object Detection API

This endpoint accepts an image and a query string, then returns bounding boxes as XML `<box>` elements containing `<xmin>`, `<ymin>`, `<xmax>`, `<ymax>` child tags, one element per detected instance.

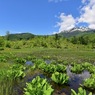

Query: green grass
<box><xmin>0</xmin><ymin>48</ymin><xmax>95</xmax><ymax>63</ymax></box>
<box><xmin>0</xmin><ymin>47</ymin><xmax>95</xmax><ymax>95</ymax></box>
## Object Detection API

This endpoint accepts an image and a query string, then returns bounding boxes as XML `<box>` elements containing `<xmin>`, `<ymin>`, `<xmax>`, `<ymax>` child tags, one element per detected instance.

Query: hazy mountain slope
<box><xmin>7</xmin><ymin>33</ymin><xmax>35</xmax><ymax>40</ymax></box>
<box><xmin>58</xmin><ymin>27</ymin><xmax>95</xmax><ymax>38</ymax></box>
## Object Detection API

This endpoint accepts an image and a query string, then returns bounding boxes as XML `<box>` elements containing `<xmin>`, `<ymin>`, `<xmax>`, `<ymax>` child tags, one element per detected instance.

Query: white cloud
<box><xmin>78</xmin><ymin>0</ymin><xmax>95</xmax><ymax>29</ymax></box>
<box><xmin>54</xmin><ymin>0</ymin><xmax>95</xmax><ymax>33</ymax></box>
<box><xmin>57</xmin><ymin>13</ymin><xmax>76</xmax><ymax>33</ymax></box>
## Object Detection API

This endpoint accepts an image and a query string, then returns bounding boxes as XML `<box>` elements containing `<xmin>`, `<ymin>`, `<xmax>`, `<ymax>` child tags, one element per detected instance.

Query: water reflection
<box><xmin>26</xmin><ymin>61</ymin><xmax>34</xmax><ymax>65</ymax></box>
<box><xmin>61</xmin><ymin>66</ymin><xmax>91</xmax><ymax>95</ymax></box>
<box><xmin>54</xmin><ymin>65</ymin><xmax>91</xmax><ymax>95</ymax></box>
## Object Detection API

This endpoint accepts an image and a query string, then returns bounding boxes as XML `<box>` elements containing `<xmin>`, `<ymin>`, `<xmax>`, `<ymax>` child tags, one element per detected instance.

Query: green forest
<box><xmin>0</xmin><ymin>32</ymin><xmax>95</xmax><ymax>50</ymax></box>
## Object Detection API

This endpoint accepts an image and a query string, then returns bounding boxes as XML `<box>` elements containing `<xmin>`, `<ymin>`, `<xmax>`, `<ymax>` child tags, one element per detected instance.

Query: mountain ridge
<box><xmin>58</xmin><ymin>27</ymin><xmax>95</xmax><ymax>38</ymax></box>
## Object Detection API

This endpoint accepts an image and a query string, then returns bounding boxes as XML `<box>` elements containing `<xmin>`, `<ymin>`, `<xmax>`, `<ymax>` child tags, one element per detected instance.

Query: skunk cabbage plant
<box><xmin>24</xmin><ymin>76</ymin><xmax>54</xmax><ymax>95</ymax></box>
<box><xmin>82</xmin><ymin>62</ymin><xmax>92</xmax><ymax>70</ymax></box>
<box><xmin>15</xmin><ymin>58</ymin><xmax>26</xmax><ymax>64</ymax></box>
<box><xmin>71</xmin><ymin>64</ymin><xmax>84</xmax><ymax>74</ymax></box>
<box><xmin>7</xmin><ymin>64</ymin><xmax>26</xmax><ymax>79</ymax></box>
<box><xmin>83</xmin><ymin>74</ymin><xmax>95</xmax><ymax>90</ymax></box>
<box><xmin>71</xmin><ymin>87</ymin><xmax>92</xmax><ymax>95</ymax></box>
<box><xmin>51</xmin><ymin>72</ymin><xmax>69</xmax><ymax>84</ymax></box>
<box><xmin>56</xmin><ymin>64</ymin><xmax>66</xmax><ymax>72</ymax></box>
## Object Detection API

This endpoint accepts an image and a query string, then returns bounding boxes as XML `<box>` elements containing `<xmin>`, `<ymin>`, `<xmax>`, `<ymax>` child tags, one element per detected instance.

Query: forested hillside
<box><xmin>0</xmin><ymin>32</ymin><xmax>95</xmax><ymax>50</ymax></box>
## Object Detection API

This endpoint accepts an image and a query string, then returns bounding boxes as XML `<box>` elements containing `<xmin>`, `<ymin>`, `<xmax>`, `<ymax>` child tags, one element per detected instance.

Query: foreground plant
<box><xmin>83</xmin><ymin>74</ymin><xmax>95</xmax><ymax>90</ymax></box>
<box><xmin>0</xmin><ymin>56</ymin><xmax>7</xmax><ymax>62</ymax></box>
<box><xmin>71</xmin><ymin>64</ymin><xmax>84</xmax><ymax>74</ymax></box>
<box><xmin>51</xmin><ymin>72</ymin><xmax>69</xmax><ymax>84</ymax></box>
<box><xmin>15</xmin><ymin>57</ymin><xmax>26</xmax><ymax>64</ymax></box>
<box><xmin>24</xmin><ymin>76</ymin><xmax>54</xmax><ymax>95</ymax></box>
<box><xmin>56</xmin><ymin>64</ymin><xmax>66</xmax><ymax>72</ymax></box>
<box><xmin>39</xmin><ymin>64</ymin><xmax>56</xmax><ymax>73</ymax></box>
<box><xmin>71</xmin><ymin>87</ymin><xmax>92</xmax><ymax>95</ymax></box>
<box><xmin>87</xmin><ymin>66</ymin><xmax>95</xmax><ymax>74</ymax></box>
<box><xmin>0</xmin><ymin>69</ymin><xmax>14</xmax><ymax>95</ymax></box>
<box><xmin>82</xmin><ymin>62</ymin><xmax>92</xmax><ymax>70</ymax></box>
<box><xmin>8</xmin><ymin>64</ymin><xmax>26</xmax><ymax>79</ymax></box>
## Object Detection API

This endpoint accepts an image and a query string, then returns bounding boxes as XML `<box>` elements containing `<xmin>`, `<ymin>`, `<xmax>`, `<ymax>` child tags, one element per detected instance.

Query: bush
<box><xmin>0</xmin><ymin>37</ymin><xmax>5</xmax><ymax>47</ymax></box>
<box><xmin>0</xmin><ymin>47</ymin><xmax>4</xmax><ymax>50</ymax></box>
<box><xmin>5</xmin><ymin>41</ymin><xmax>11</xmax><ymax>48</ymax></box>
<box><xmin>14</xmin><ymin>45</ymin><xmax>21</xmax><ymax>49</ymax></box>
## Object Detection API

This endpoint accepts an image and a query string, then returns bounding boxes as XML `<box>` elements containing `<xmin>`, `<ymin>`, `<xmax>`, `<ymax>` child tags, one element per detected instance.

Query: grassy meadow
<box><xmin>0</xmin><ymin>34</ymin><xmax>95</xmax><ymax>95</ymax></box>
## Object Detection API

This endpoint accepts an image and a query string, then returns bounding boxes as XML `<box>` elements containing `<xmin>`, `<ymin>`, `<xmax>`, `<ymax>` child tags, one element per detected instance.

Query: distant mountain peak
<box><xmin>58</xmin><ymin>27</ymin><xmax>95</xmax><ymax>38</ymax></box>
<box><xmin>61</xmin><ymin>27</ymin><xmax>93</xmax><ymax>33</ymax></box>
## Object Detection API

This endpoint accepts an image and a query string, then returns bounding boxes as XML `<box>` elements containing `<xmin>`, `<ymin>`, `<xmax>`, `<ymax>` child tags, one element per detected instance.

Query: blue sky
<box><xmin>0</xmin><ymin>0</ymin><xmax>95</xmax><ymax>35</ymax></box>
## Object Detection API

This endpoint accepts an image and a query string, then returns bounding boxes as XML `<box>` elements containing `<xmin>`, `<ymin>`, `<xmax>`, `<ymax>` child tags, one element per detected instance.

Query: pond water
<box><xmin>51</xmin><ymin>66</ymin><xmax>92</xmax><ymax>95</ymax></box>
<box><xmin>26</xmin><ymin>61</ymin><xmax>34</xmax><ymax>65</ymax></box>
<box><xmin>45</xmin><ymin>60</ymin><xmax>51</xmax><ymax>64</ymax></box>
<box><xmin>14</xmin><ymin>64</ymin><xmax>95</xmax><ymax>95</ymax></box>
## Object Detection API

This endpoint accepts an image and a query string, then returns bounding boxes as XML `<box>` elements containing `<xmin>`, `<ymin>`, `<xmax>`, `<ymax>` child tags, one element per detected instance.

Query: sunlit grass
<box><xmin>0</xmin><ymin>48</ymin><xmax>95</xmax><ymax>63</ymax></box>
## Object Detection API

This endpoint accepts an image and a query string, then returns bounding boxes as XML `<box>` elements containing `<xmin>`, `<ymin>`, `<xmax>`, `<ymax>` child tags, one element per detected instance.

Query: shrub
<box><xmin>0</xmin><ymin>47</ymin><xmax>4</xmax><ymax>50</ymax></box>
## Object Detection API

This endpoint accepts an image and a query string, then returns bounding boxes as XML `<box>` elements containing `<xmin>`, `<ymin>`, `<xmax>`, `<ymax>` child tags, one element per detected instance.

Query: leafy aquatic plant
<box><xmin>82</xmin><ymin>62</ymin><xmax>93</xmax><ymax>70</ymax></box>
<box><xmin>38</xmin><ymin>62</ymin><xmax>46</xmax><ymax>70</ymax></box>
<box><xmin>51</xmin><ymin>72</ymin><xmax>69</xmax><ymax>84</ymax></box>
<box><xmin>39</xmin><ymin>63</ymin><xmax>66</xmax><ymax>73</ymax></box>
<box><xmin>33</xmin><ymin>59</ymin><xmax>46</xmax><ymax>68</ymax></box>
<box><xmin>87</xmin><ymin>66</ymin><xmax>95</xmax><ymax>74</ymax></box>
<box><xmin>56</xmin><ymin>64</ymin><xmax>66</xmax><ymax>72</ymax></box>
<box><xmin>0</xmin><ymin>56</ymin><xmax>7</xmax><ymax>62</ymax></box>
<box><xmin>7</xmin><ymin>64</ymin><xmax>26</xmax><ymax>79</ymax></box>
<box><xmin>83</xmin><ymin>74</ymin><xmax>95</xmax><ymax>90</ymax></box>
<box><xmin>24</xmin><ymin>76</ymin><xmax>54</xmax><ymax>95</ymax></box>
<box><xmin>71</xmin><ymin>87</ymin><xmax>92</xmax><ymax>95</ymax></box>
<box><xmin>43</xmin><ymin>64</ymin><xmax>56</xmax><ymax>73</ymax></box>
<box><xmin>15</xmin><ymin>57</ymin><xmax>26</xmax><ymax>64</ymax></box>
<box><xmin>34</xmin><ymin>59</ymin><xmax>45</xmax><ymax>65</ymax></box>
<box><xmin>71</xmin><ymin>64</ymin><xmax>84</xmax><ymax>74</ymax></box>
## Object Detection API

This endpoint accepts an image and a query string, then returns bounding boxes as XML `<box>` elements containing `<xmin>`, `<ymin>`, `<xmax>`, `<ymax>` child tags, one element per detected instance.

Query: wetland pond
<box><xmin>13</xmin><ymin>61</ymin><xmax>95</xmax><ymax>95</ymax></box>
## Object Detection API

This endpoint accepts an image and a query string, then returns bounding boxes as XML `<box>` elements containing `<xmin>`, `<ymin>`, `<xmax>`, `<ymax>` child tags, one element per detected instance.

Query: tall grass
<box><xmin>0</xmin><ymin>69</ymin><xmax>14</xmax><ymax>95</ymax></box>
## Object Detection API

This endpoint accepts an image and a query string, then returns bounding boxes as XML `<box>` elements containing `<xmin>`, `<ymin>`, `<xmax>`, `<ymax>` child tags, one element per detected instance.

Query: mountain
<box><xmin>7</xmin><ymin>33</ymin><xmax>35</xmax><ymax>40</ymax></box>
<box><xmin>58</xmin><ymin>27</ymin><xmax>95</xmax><ymax>38</ymax></box>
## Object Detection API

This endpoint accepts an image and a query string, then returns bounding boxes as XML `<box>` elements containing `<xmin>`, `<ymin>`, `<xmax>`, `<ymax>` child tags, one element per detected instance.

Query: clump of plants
<box><xmin>38</xmin><ymin>63</ymin><xmax>67</xmax><ymax>73</ymax></box>
<box><xmin>7</xmin><ymin>64</ymin><xmax>26</xmax><ymax>80</ymax></box>
<box><xmin>56</xmin><ymin>64</ymin><xmax>66</xmax><ymax>72</ymax></box>
<box><xmin>0</xmin><ymin>69</ymin><xmax>14</xmax><ymax>95</ymax></box>
<box><xmin>87</xmin><ymin>66</ymin><xmax>95</xmax><ymax>74</ymax></box>
<box><xmin>82</xmin><ymin>62</ymin><xmax>92</xmax><ymax>70</ymax></box>
<box><xmin>15</xmin><ymin>57</ymin><xmax>26</xmax><ymax>64</ymax></box>
<box><xmin>71</xmin><ymin>63</ymin><xmax>84</xmax><ymax>74</ymax></box>
<box><xmin>82</xmin><ymin>62</ymin><xmax>95</xmax><ymax>73</ymax></box>
<box><xmin>34</xmin><ymin>59</ymin><xmax>46</xmax><ymax>67</ymax></box>
<box><xmin>0</xmin><ymin>56</ymin><xmax>7</xmax><ymax>62</ymax></box>
<box><xmin>83</xmin><ymin>74</ymin><xmax>95</xmax><ymax>90</ymax></box>
<box><xmin>44</xmin><ymin>64</ymin><xmax>56</xmax><ymax>73</ymax></box>
<box><xmin>24</xmin><ymin>76</ymin><xmax>54</xmax><ymax>95</ymax></box>
<box><xmin>51</xmin><ymin>72</ymin><xmax>69</xmax><ymax>84</ymax></box>
<box><xmin>71</xmin><ymin>87</ymin><xmax>92</xmax><ymax>95</ymax></box>
<box><xmin>13</xmin><ymin>44</ymin><xmax>21</xmax><ymax>49</ymax></box>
